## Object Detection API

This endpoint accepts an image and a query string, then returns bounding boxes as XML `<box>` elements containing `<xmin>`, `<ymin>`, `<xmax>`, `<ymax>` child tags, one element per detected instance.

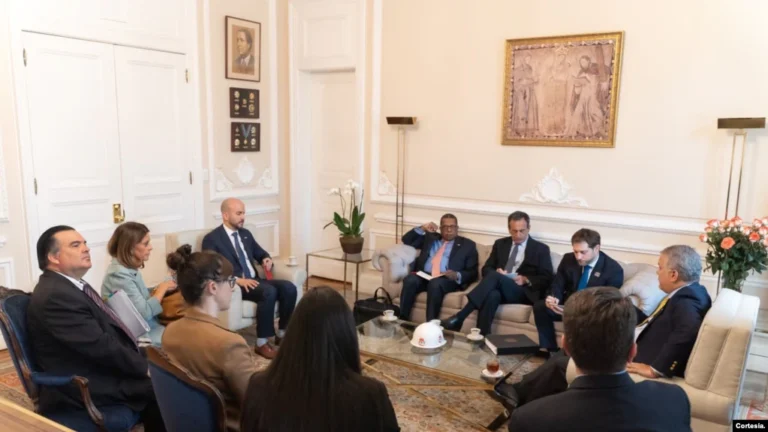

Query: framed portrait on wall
<box><xmin>501</xmin><ymin>32</ymin><xmax>624</xmax><ymax>148</ymax></box>
<box><xmin>226</xmin><ymin>16</ymin><xmax>261</xmax><ymax>82</ymax></box>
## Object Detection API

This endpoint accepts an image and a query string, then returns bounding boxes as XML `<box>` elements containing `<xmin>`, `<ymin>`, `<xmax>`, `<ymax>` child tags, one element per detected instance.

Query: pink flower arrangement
<box><xmin>702</xmin><ymin>216</ymin><xmax>768</xmax><ymax>292</ymax></box>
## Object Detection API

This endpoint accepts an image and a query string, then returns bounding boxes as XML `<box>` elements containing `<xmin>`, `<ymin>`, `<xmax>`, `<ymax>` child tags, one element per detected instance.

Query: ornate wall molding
<box><xmin>258</xmin><ymin>167</ymin><xmax>274</xmax><ymax>189</ymax></box>
<box><xmin>377</xmin><ymin>171</ymin><xmax>396</xmax><ymax>196</ymax></box>
<box><xmin>519</xmin><ymin>168</ymin><xmax>588</xmax><ymax>207</ymax></box>
<box><xmin>234</xmin><ymin>157</ymin><xmax>256</xmax><ymax>184</ymax></box>
<box><xmin>214</xmin><ymin>168</ymin><xmax>234</xmax><ymax>192</ymax></box>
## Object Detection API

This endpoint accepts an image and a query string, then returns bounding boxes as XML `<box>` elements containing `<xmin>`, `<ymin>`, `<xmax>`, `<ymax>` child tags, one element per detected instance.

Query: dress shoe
<box><xmin>494</xmin><ymin>382</ymin><xmax>520</xmax><ymax>411</ymax></box>
<box><xmin>440</xmin><ymin>315</ymin><xmax>463</xmax><ymax>332</ymax></box>
<box><xmin>254</xmin><ymin>343</ymin><xmax>277</xmax><ymax>359</ymax></box>
<box><xmin>274</xmin><ymin>336</ymin><xmax>283</xmax><ymax>346</ymax></box>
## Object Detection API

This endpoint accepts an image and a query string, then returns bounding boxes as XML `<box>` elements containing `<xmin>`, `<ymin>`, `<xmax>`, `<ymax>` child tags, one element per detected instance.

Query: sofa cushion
<box><xmin>496</xmin><ymin>304</ymin><xmax>533</xmax><ymax>323</ymax></box>
<box><xmin>618</xmin><ymin>264</ymin><xmax>664</xmax><ymax>316</ymax></box>
<box><xmin>476</xmin><ymin>244</ymin><xmax>492</xmax><ymax>277</ymax></box>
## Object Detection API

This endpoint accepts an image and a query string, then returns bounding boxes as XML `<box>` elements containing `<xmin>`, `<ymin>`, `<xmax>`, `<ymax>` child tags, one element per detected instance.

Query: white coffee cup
<box><xmin>470</xmin><ymin>328</ymin><xmax>481</xmax><ymax>337</ymax></box>
<box><xmin>288</xmin><ymin>255</ymin><xmax>298</xmax><ymax>266</ymax></box>
<box><xmin>383</xmin><ymin>310</ymin><xmax>395</xmax><ymax>319</ymax></box>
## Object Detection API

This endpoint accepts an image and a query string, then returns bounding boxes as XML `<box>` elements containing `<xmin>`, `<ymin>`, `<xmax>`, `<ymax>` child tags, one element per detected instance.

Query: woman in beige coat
<box><xmin>162</xmin><ymin>245</ymin><xmax>258</xmax><ymax>432</ymax></box>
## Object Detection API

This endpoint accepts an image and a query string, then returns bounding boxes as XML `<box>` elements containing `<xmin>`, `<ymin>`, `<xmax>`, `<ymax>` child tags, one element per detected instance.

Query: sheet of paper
<box><xmin>416</xmin><ymin>271</ymin><xmax>443</xmax><ymax>281</ymax></box>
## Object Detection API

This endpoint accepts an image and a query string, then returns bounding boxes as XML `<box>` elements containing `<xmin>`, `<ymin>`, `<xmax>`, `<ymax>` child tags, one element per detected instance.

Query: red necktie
<box><xmin>82</xmin><ymin>282</ymin><xmax>138</xmax><ymax>349</ymax></box>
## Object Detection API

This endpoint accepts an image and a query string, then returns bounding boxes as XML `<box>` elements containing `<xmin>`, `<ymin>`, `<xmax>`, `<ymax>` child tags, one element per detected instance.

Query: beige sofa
<box><xmin>165</xmin><ymin>224</ymin><xmax>307</xmax><ymax>331</ymax></box>
<box><xmin>565</xmin><ymin>288</ymin><xmax>759</xmax><ymax>432</ymax></box>
<box><xmin>378</xmin><ymin>243</ymin><xmax>665</xmax><ymax>344</ymax></box>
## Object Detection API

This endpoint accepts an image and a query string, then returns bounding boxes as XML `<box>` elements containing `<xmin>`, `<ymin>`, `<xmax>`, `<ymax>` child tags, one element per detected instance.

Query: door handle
<box><xmin>113</xmin><ymin>203</ymin><xmax>125</xmax><ymax>224</ymax></box>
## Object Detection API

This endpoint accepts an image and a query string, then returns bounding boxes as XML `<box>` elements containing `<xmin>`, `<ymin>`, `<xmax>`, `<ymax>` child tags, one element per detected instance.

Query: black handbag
<box><xmin>353</xmin><ymin>287</ymin><xmax>400</xmax><ymax>325</ymax></box>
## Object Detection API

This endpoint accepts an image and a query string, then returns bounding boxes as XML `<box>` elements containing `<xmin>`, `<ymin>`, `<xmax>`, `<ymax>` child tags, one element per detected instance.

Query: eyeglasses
<box><xmin>440</xmin><ymin>225</ymin><xmax>458</xmax><ymax>231</ymax></box>
<box><xmin>226</xmin><ymin>276</ymin><xmax>237</xmax><ymax>290</ymax></box>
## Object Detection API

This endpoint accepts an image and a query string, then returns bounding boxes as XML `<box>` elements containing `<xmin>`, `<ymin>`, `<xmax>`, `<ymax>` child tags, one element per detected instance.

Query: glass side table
<box><xmin>306</xmin><ymin>247</ymin><xmax>374</xmax><ymax>301</ymax></box>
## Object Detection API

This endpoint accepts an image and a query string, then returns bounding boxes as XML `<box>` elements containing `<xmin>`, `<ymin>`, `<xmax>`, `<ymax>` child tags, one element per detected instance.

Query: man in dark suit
<box><xmin>497</xmin><ymin>245</ymin><xmax>710</xmax><ymax>412</ymax></box>
<box><xmin>441</xmin><ymin>212</ymin><xmax>553</xmax><ymax>334</ymax></box>
<box><xmin>399</xmin><ymin>213</ymin><xmax>478</xmax><ymax>321</ymax></box>
<box><xmin>27</xmin><ymin>226</ymin><xmax>165</xmax><ymax>431</ymax></box>
<box><xmin>202</xmin><ymin>198</ymin><xmax>297</xmax><ymax>359</ymax></box>
<box><xmin>535</xmin><ymin>228</ymin><xmax>624</xmax><ymax>351</ymax></box>
<box><xmin>507</xmin><ymin>286</ymin><xmax>691</xmax><ymax>432</ymax></box>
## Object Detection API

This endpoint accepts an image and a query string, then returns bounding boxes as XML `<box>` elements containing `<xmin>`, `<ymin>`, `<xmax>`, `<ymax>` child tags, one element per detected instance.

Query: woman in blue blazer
<box><xmin>101</xmin><ymin>222</ymin><xmax>177</xmax><ymax>345</ymax></box>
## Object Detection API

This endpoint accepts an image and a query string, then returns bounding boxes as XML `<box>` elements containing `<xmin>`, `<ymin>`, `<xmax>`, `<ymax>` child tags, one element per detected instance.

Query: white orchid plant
<box><xmin>325</xmin><ymin>180</ymin><xmax>365</xmax><ymax>237</ymax></box>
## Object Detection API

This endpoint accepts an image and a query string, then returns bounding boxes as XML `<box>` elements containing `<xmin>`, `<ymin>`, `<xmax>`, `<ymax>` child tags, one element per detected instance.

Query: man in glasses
<box><xmin>442</xmin><ymin>212</ymin><xmax>554</xmax><ymax>335</ymax></box>
<box><xmin>399</xmin><ymin>213</ymin><xmax>479</xmax><ymax>321</ymax></box>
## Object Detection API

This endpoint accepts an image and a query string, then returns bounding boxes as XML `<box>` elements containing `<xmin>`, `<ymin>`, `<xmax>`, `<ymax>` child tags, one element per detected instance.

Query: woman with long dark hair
<box><xmin>240</xmin><ymin>286</ymin><xmax>399</xmax><ymax>432</ymax></box>
<box><xmin>163</xmin><ymin>245</ymin><xmax>258</xmax><ymax>432</ymax></box>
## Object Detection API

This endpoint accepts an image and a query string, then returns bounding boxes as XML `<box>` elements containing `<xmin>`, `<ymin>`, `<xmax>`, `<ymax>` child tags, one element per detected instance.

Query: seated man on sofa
<box><xmin>398</xmin><ymin>213</ymin><xmax>478</xmax><ymax>321</ymax></box>
<box><xmin>507</xmin><ymin>286</ymin><xmax>692</xmax><ymax>432</ymax></box>
<box><xmin>202</xmin><ymin>198</ymin><xmax>297</xmax><ymax>359</ymax></box>
<box><xmin>534</xmin><ymin>228</ymin><xmax>624</xmax><ymax>353</ymax></box>
<box><xmin>441</xmin><ymin>211</ymin><xmax>553</xmax><ymax>334</ymax></box>
<box><xmin>497</xmin><ymin>245</ymin><xmax>712</xmax><ymax>411</ymax></box>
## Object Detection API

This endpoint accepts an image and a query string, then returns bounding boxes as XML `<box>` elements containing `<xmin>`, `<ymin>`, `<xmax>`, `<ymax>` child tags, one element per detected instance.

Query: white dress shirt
<box><xmin>55</xmin><ymin>271</ymin><xmax>85</xmax><ymax>291</ymax></box>
<box><xmin>507</xmin><ymin>238</ymin><xmax>528</xmax><ymax>273</ymax></box>
<box><xmin>581</xmin><ymin>253</ymin><xmax>601</xmax><ymax>281</ymax></box>
<box><xmin>223</xmin><ymin>225</ymin><xmax>256</xmax><ymax>277</ymax></box>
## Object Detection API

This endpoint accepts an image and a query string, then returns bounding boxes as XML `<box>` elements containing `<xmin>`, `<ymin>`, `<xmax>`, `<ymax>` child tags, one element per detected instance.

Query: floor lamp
<box><xmin>386</xmin><ymin>116</ymin><xmax>417</xmax><ymax>243</ymax></box>
<box><xmin>717</xmin><ymin>117</ymin><xmax>765</xmax><ymax>219</ymax></box>
<box><xmin>716</xmin><ymin>117</ymin><xmax>765</xmax><ymax>295</ymax></box>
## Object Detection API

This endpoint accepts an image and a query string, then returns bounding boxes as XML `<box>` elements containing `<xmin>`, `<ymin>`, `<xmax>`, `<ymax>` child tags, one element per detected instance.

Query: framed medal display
<box><xmin>231</xmin><ymin>122</ymin><xmax>260</xmax><ymax>152</ymax></box>
<box><xmin>230</xmin><ymin>87</ymin><xmax>259</xmax><ymax>118</ymax></box>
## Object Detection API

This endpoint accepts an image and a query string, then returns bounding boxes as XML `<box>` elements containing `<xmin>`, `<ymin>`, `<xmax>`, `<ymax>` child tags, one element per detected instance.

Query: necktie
<box><xmin>577</xmin><ymin>265</ymin><xmax>592</xmax><ymax>290</ymax></box>
<box><xmin>232</xmin><ymin>232</ymin><xmax>252</xmax><ymax>279</ymax></box>
<box><xmin>82</xmin><ymin>283</ymin><xmax>138</xmax><ymax>348</ymax></box>
<box><xmin>505</xmin><ymin>244</ymin><xmax>520</xmax><ymax>273</ymax></box>
<box><xmin>431</xmin><ymin>242</ymin><xmax>447</xmax><ymax>277</ymax></box>
<box><xmin>637</xmin><ymin>296</ymin><xmax>669</xmax><ymax>327</ymax></box>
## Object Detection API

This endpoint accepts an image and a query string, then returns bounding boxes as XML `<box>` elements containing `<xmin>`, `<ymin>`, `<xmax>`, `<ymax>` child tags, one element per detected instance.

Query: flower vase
<box><xmin>721</xmin><ymin>276</ymin><xmax>745</xmax><ymax>293</ymax></box>
<box><xmin>339</xmin><ymin>236</ymin><xmax>364</xmax><ymax>254</ymax></box>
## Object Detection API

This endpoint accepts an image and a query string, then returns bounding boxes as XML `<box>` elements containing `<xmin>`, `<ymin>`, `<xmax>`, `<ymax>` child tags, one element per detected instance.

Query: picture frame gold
<box><xmin>501</xmin><ymin>31</ymin><xmax>624</xmax><ymax>148</ymax></box>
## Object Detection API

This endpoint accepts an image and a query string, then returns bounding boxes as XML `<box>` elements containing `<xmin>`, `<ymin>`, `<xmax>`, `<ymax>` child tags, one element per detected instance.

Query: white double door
<box><xmin>21</xmin><ymin>32</ymin><xmax>195</xmax><ymax>284</ymax></box>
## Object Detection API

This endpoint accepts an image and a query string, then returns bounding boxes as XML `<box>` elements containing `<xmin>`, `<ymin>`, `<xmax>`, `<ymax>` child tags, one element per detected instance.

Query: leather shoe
<box><xmin>254</xmin><ymin>343</ymin><xmax>277</xmax><ymax>359</ymax></box>
<box><xmin>274</xmin><ymin>336</ymin><xmax>283</xmax><ymax>346</ymax></box>
<box><xmin>440</xmin><ymin>315</ymin><xmax>463</xmax><ymax>332</ymax></box>
<box><xmin>494</xmin><ymin>382</ymin><xmax>519</xmax><ymax>411</ymax></box>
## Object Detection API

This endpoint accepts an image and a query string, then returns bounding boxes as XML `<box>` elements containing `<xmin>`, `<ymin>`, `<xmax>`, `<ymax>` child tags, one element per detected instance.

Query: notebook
<box><xmin>485</xmin><ymin>334</ymin><xmax>540</xmax><ymax>356</ymax></box>
<box><xmin>106</xmin><ymin>290</ymin><xmax>151</xmax><ymax>340</ymax></box>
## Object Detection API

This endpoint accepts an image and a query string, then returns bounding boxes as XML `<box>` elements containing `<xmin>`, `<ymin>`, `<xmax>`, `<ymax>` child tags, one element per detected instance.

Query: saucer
<box><xmin>482</xmin><ymin>368</ymin><xmax>504</xmax><ymax>379</ymax></box>
<box><xmin>410</xmin><ymin>339</ymin><xmax>447</xmax><ymax>350</ymax></box>
<box><xmin>381</xmin><ymin>315</ymin><xmax>398</xmax><ymax>322</ymax></box>
<box><xmin>466</xmin><ymin>333</ymin><xmax>484</xmax><ymax>342</ymax></box>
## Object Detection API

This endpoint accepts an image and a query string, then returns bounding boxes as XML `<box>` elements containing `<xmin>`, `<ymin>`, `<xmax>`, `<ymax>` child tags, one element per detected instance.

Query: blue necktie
<box><xmin>577</xmin><ymin>265</ymin><xmax>592</xmax><ymax>290</ymax></box>
<box><xmin>232</xmin><ymin>232</ymin><xmax>252</xmax><ymax>279</ymax></box>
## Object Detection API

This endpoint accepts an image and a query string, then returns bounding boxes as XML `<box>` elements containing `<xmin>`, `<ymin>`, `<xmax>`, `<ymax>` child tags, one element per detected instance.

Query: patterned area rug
<box><xmin>0</xmin><ymin>334</ymin><xmax>763</xmax><ymax>431</ymax></box>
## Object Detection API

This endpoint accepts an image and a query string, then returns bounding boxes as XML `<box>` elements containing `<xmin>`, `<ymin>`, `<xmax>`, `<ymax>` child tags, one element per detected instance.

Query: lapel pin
<box><xmin>594</xmin><ymin>272</ymin><xmax>601</xmax><ymax>278</ymax></box>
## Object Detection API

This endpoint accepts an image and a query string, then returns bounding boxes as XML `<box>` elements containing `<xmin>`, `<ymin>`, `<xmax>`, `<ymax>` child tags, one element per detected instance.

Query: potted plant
<box><xmin>700</xmin><ymin>216</ymin><xmax>768</xmax><ymax>292</ymax></box>
<box><xmin>325</xmin><ymin>180</ymin><xmax>366</xmax><ymax>254</ymax></box>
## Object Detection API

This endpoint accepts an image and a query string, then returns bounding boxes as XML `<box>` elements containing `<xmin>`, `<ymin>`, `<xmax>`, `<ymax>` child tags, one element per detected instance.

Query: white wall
<box><xmin>364</xmin><ymin>0</ymin><xmax>768</xmax><ymax>303</ymax></box>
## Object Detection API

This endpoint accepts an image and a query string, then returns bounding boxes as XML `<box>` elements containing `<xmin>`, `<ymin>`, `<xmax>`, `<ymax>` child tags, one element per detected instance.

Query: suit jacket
<box><xmin>402</xmin><ymin>228</ymin><xmax>478</xmax><ymax>288</ymax></box>
<box><xmin>202</xmin><ymin>225</ymin><xmax>270</xmax><ymax>278</ymax></box>
<box><xmin>550</xmin><ymin>251</ymin><xmax>624</xmax><ymax>304</ymax></box>
<box><xmin>163</xmin><ymin>308</ymin><xmax>258</xmax><ymax>432</ymax></box>
<box><xmin>101</xmin><ymin>258</ymin><xmax>163</xmax><ymax>331</ymax></box>
<box><xmin>27</xmin><ymin>271</ymin><xmax>151</xmax><ymax>412</ymax></box>
<box><xmin>241</xmin><ymin>371</ymin><xmax>400</xmax><ymax>432</ymax></box>
<box><xmin>635</xmin><ymin>282</ymin><xmax>712</xmax><ymax>377</ymax></box>
<box><xmin>508</xmin><ymin>372</ymin><xmax>691</xmax><ymax>432</ymax></box>
<box><xmin>482</xmin><ymin>236</ymin><xmax>554</xmax><ymax>298</ymax></box>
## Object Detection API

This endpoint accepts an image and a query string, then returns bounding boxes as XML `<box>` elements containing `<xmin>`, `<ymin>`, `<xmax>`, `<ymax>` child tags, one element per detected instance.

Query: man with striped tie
<box><xmin>398</xmin><ymin>214</ymin><xmax>478</xmax><ymax>321</ymax></box>
<box><xmin>534</xmin><ymin>228</ymin><xmax>624</xmax><ymax>353</ymax></box>
<box><xmin>494</xmin><ymin>244</ymin><xmax>711</xmax><ymax>413</ymax></box>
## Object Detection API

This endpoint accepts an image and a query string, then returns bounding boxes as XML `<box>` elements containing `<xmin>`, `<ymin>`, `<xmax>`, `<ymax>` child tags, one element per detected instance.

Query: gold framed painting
<box><xmin>226</xmin><ymin>16</ymin><xmax>261</xmax><ymax>82</ymax></box>
<box><xmin>501</xmin><ymin>32</ymin><xmax>624</xmax><ymax>148</ymax></box>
